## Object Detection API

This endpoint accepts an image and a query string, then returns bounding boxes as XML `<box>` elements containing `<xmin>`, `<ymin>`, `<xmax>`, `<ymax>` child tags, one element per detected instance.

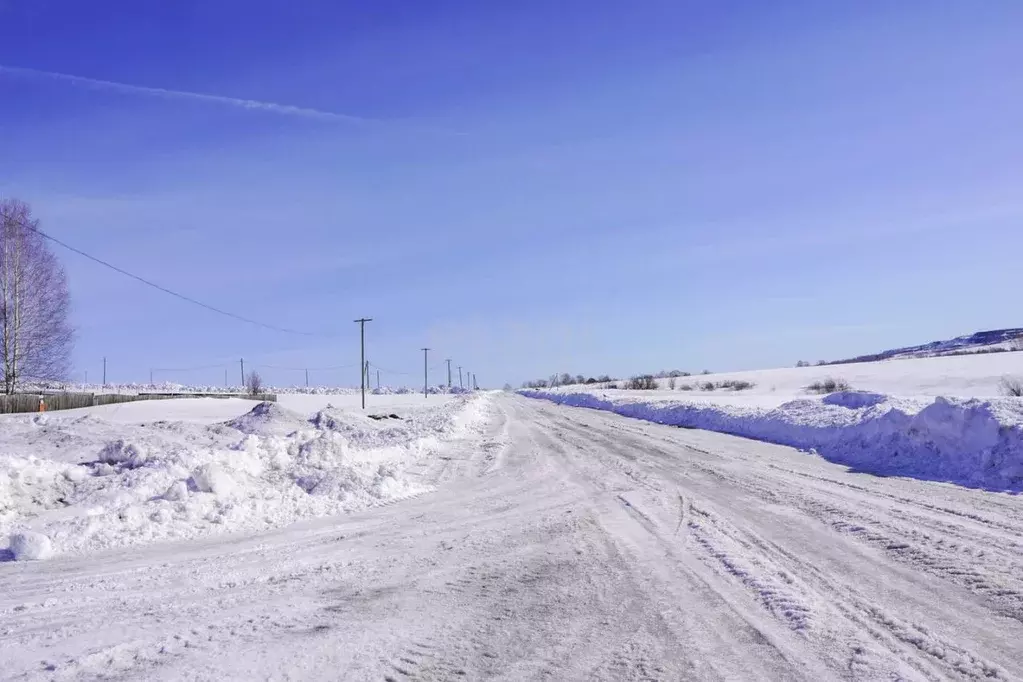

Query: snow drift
<box><xmin>1</xmin><ymin>394</ymin><xmax>489</xmax><ymax>559</ymax></box>
<box><xmin>522</xmin><ymin>390</ymin><xmax>1023</xmax><ymax>490</ymax></box>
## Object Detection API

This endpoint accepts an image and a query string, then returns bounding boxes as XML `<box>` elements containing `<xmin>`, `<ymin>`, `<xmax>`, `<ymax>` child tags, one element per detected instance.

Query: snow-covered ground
<box><xmin>570</xmin><ymin>351</ymin><xmax>1023</xmax><ymax>406</ymax></box>
<box><xmin>525</xmin><ymin>353</ymin><xmax>1023</xmax><ymax>490</ymax></box>
<box><xmin>3</xmin><ymin>394</ymin><xmax>1023</xmax><ymax>680</ymax></box>
<box><xmin>0</xmin><ymin>392</ymin><xmax>481</xmax><ymax>559</ymax></box>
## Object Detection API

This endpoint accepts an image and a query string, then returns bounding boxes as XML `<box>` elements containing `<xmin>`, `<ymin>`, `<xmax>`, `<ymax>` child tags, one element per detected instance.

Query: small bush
<box><xmin>796</xmin><ymin>360</ymin><xmax>810</xmax><ymax>368</ymax></box>
<box><xmin>1000</xmin><ymin>376</ymin><xmax>1023</xmax><ymax>397</ymax></box>
<box><xmin>626</xmin><ymin>375</ymin><xmax>658</xmax><ymax>390</ymax></box>
<box><xmin>721</xmin><ymin>380</ymin><xmax>754</xmax><ymax>391</ymax></box>
<box><xmin>668</xmin><ymin>377</ymin><xmax>677</xmax><ymax>390</ymax></box>
<box><xmin>606</xmin><ymin>382</ymin><xmax>619</xmax><ymax>390</ymax></box>
<box><xmin>805</xmin><ymin>377</ymin><xmax>850</xmax><ymax>394</ymax></box>
<box><xmin>701</xmin><ymin>381</ymin><xmax>716</xmax><ymax>391</ymax></box>
<box><xmin>701</xmin><ymin>370</ymin><xmax>711</xmax><ymax>375</ymax></box>
<box><xmin>679</xmin><ymin>383</ymin><xmax>693</xmax><ymax>391</ymax></box>
<box><xmin>246</xmin><ymin>371</ymin><xmax>263</xmax><ymax>396</ymax></box>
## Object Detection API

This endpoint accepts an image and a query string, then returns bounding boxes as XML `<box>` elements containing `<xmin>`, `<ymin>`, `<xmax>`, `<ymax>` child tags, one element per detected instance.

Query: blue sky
<box><xmin>2</xmin><ymin>1</ymin><xmax>1022</xmax><ymax>387</ymax></box>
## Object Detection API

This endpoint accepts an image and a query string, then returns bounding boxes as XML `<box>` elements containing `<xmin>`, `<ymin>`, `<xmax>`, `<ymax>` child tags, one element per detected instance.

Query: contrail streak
<box><xmin>0</xmin><ymin>64</ymin><xmax>370</xmax><ymax>124</ymax></box>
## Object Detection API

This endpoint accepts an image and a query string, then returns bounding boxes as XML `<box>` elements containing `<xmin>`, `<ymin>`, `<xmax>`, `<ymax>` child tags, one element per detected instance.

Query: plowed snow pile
<box><xmin>523</xmin><ymin>390</ymin><xmax>1023</xmax><ymax>490</ymax></box>
<box><xmin>0</xmin><ymin>395</ymin><xmax>488</xmax><ymax>559</ymax></box>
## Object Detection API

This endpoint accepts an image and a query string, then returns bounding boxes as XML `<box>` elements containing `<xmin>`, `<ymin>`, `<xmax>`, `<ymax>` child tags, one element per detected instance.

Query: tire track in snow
<box><xmin>532</xmin><ymin>398</ymin><xmax>1018</xmax><ymax>680</ymax></box>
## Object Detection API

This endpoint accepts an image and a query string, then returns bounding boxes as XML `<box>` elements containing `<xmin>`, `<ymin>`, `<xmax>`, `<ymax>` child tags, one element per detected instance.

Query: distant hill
<box><xmin>831</xmin><ymin>328</ymin><xmax>1023</xmax><ymax>365</ymax></box>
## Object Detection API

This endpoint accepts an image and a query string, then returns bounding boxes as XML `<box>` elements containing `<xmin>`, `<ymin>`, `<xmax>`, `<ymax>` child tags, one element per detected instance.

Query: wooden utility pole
<box><xmin>240</xmin><ymin>358</ymin><xmax>245</xmax><ymax>387</ymax></box>
<box><xmin>446</xmin><ymin>359</ymin><xmax>452</xmax><ymax>388</ymax></box>
<box><xmin>376</xmin><ymin>369</ymin><xmax>381</xmax><ymax>390</ymax></box>
<box><xmin>421</xmin><ymin>348</ymin><xmax>430</xmax><ymax>397</ymax></box>
<box><xmin>102</xmin><ymin>357</ymin><xmax>107</xmax><ymax>386</ymax></box>
<box><xmin>354</xmin><ymin>318</ymin><xmax>372</xmax><ymax>409</ymax></box>
<box><xmin>305</xmin><ymin>368</ymin><xmax>309</xmax><ymax>387</ymax></box>
<box><xmin>458</xmin><ymin>366</ymin><xmax>463</xmax><ymax>390</ymax></box>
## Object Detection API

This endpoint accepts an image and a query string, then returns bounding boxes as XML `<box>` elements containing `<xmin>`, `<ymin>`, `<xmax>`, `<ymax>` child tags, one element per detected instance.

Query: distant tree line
<box><xmin>521</xmin><ymin>373</ymin><xmax>615</xmax><ymax>389</ymax></box>
<box><xmin>520</xmin><ymin>369</ymin><xmax>702</xmax><ymax>390</ymax></box>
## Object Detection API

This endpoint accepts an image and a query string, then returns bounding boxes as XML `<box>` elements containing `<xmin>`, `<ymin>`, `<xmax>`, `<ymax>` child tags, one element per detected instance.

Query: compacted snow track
<box><xmin>3</xmin><ymin>394</ymin><xmax>1023</xmax><ymax>680</ymax></box>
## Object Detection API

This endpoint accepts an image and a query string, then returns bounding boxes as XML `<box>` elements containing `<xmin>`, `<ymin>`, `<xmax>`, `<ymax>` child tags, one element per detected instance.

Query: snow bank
<box><xmin>1</xmin><ymin>394</ymin><xmax>490</xmax><ymax>559</ymax></box>
<box><xmin>522</xmin><ymin>390</ymin><xmax>1023</xmax><ymax>490</ymax></box>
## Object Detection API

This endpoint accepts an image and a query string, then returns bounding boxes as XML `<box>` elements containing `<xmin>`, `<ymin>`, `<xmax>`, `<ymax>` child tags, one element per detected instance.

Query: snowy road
<box><xmin>4</xmin><ymin>394</ymin><xmax>1023</xmax><ymax>680</ymax></box>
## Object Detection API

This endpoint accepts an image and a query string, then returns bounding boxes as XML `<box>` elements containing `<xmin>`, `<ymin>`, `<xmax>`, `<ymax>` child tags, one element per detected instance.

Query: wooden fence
<box><xmin>0</xmin><ymin>392</ymin><xmax>277</xmax><ymax>415</ymax></box>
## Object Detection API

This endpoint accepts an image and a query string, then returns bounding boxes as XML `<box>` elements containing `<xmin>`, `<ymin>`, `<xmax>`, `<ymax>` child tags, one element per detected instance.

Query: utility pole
<box><xmin>376</xmin><ymin>369</ymin><xmax>381</xmax><ymax>390</ymax></box>
<box><xmin>354</xmin><ymin>318</ymin><xmax>372</xmax><ymax>409</ymax></box>
<box><xmin>474</xmin><ymin>373</ymin><xmax>478</xmax><ymax>390</ymax></box>
<box><xmin>84</xmin><ymin>370</ymin><xmax>88</xmax><ymax>384</ymax></box>
<box><xmin>421</xmin><ymin>348</ymin><xmax>430</xmax><ymax>398</ymax></box>
<box><xmin>446</xmin><ymin>359</ymin><xmax>452</xmax><ymax>388</ymax></box>
<box><xmin>458</xmin><ymin>366</ymin><xmax>463</xmax><ymax>390</ymax></box>
<box><xmin>240</xmin><ymin>358</ymin><xmax>245</xmax><ymax>387</ymax></box>
<box><xmin>305</xmin><ymin>368</ymin><xmax>309</xmax><ymax>388</ymax></box>
<box><xmin>102</xmin><ymin>357</ymin><xmax>107</xmax><ymax>386</ymax></box>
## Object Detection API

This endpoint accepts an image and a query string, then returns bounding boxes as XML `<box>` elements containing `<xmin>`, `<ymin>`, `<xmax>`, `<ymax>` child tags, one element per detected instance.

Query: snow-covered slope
<box><xmin>835</xmin><ymin>327</ymin><xmax>1023</xmax><ymax>362</ymax></box>
<box><xmin>527</xmin><ymin>352</ymin><xmax>1023</xmax><ymax>490</ymax></box>
<box><xmin>570</xmin><ymin>351</ymin><xmax>1023</xmax><ymax>405</ymax></box>
<box><xmin>0</xmin><ymin>394</ymin><xmax>489</xmax><ymax>559</ymax></box>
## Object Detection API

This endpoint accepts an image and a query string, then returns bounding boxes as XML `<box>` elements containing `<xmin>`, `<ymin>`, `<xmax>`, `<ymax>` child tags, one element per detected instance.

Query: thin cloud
<box><xmin>0</xmin><ymin>64</ymin><xmax>371</xmax><ymax>124</ymax></box>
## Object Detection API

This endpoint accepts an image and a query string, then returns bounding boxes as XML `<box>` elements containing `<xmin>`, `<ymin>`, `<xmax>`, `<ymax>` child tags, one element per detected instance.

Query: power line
<box><xmin>152</xmin><ymin>362</ymin><xmax>230</xmax><ymax>372</ymax></box>
<box><xmin>27</xmin><ymin>223</ymin><xmax>330</xmax><ymax>337</ymax></box>
<box><xmin>255</xmin><ymin>363</ymin><xmax>356</xmax><ymax>371</ymax></box>
<box><xmin>368</xmin><ymin>362</ymin><xmax>414</xmax><ymax>376</ymax></box>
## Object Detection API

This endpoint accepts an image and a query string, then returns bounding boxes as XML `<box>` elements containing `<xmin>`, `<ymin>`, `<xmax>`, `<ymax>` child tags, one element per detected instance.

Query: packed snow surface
<box><xmin>0</xmin><ymin>394</ymin><xmax>485</xmax><ymax>558</ymax></box>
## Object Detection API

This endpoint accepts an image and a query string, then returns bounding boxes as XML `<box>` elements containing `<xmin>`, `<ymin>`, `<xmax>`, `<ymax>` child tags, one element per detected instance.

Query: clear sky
<box><xmin>2</xmin><ymin>1</ymin><xmax>1022</xmax><ymax>388</ymax></box>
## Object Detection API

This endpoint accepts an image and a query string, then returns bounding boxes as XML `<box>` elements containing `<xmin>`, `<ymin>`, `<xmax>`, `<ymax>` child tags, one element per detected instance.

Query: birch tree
<box><xmin>0</xmin><ymin>199</ymin><xmax>73</xmax><ymax>394</ymax></box>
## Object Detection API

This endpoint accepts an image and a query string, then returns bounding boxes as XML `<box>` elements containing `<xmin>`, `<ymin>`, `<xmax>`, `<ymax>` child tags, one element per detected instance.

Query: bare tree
<box><xmin>245</xmin><ymin>371</ymin><xmax>263</xmax><ymax>396</ymax></box>
<box><xmin>1</xmin><ymin>200</ymin><xmax>73</xmax><ymax>394</ymax></box>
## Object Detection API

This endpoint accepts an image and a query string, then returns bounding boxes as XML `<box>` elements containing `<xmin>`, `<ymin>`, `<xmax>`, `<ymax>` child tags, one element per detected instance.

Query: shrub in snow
<box><xmin>806</xmin><ymin>378</ymin><xmax>851</xmax><ymax>394</ymax></box>
<box><xmin>668</xmin><ymin>377</ymin><xmax>677</xmax><ymax>390</ymax></box>
<box><xmin>719</xmin><ymin>380</ymin><xmax>755</xmax><ymax>391</ymax></box>
<box><xmin>9</xmin><ymin>531</ymin><xmax>53</xmax><ymax>561</ymax></box>
<box><xmin>189</xmin><ymin>464</ymin><xmax>236</xmax><ymax>496</ymax></box>
<box><xmin>1000</xmin><ymin>376</ymin><xmax>1023</xmax><ymax>397</ymax></box>
<box><xmin>626</xmin><ymin>375</ymin><xmax>658</xmax><ymax>390</ymax></box>
<box><xmin>245</xmin><ymin>371</ymin><xmax>263</xmax><ymax>396</ymax></box>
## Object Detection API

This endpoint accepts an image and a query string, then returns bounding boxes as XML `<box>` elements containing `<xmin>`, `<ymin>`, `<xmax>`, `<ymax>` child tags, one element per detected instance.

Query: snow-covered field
<box><xmin>525</xmin><ymin>353</ymin><xmax>1023</xmax><ymax>490</ymax></box>
<box><xmin>580</xmin><ymin>351</ymin><xmax>1023</xmax><ymax>406</ymax></box>
<box><xmin>4</xmin><ymin>394</ymin><xmax>1023</xmax><ymax>680</ymax></box>
<box><xmin>0</xmin><ymin>392</ymin><xmax>480</xmax><ymax>559</ymax></box>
